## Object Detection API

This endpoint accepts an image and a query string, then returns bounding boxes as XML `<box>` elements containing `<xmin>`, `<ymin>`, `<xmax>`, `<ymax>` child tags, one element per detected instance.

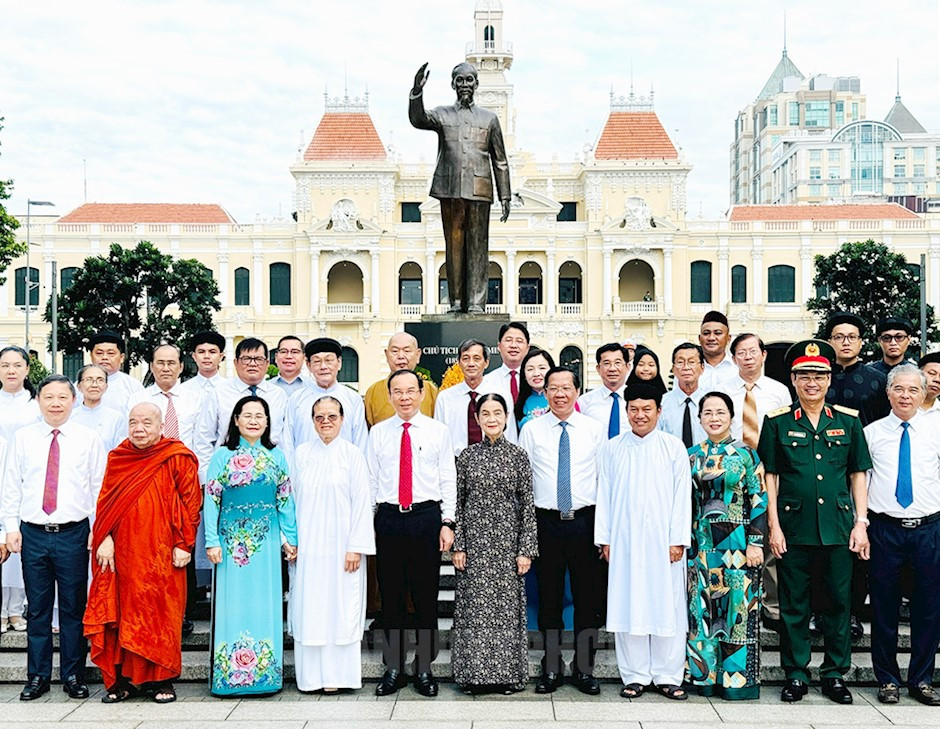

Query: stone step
<box><xmin>0</xmin><ymin>646</ymin><xmax>935</xmax><ymax>685</ymax></box>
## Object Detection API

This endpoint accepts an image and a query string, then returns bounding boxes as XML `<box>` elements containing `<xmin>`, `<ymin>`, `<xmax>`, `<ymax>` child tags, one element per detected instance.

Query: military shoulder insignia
<box><xmin>767</xmin><ymin>406</ymin><xmax>791</xmax><ymax>418</ymax></box>
<box><xmin>832</xmin><ymin>404</ymin><xmax>860</xmax><ymax>417</ymax></box>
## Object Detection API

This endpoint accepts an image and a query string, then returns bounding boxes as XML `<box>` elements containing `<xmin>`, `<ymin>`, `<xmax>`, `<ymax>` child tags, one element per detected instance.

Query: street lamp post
<box><xmin>24</xmin><ymin>199</ymin><xmax>55</xmax><ymax>351</ymax></box>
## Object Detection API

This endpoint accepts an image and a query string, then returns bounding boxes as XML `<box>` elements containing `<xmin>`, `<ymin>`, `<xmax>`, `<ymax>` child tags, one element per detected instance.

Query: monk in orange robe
<box><xmin>84</xmin><ymin>402</ymin><xmax>201</xmax><ymax>703</ymax></box>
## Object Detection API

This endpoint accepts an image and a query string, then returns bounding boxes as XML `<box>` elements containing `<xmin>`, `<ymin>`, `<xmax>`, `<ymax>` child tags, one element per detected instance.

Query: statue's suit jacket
<box><xmin>409</xmin><ymin>93</ymin><xmax>511</xmax><ymax>204</ymax></box>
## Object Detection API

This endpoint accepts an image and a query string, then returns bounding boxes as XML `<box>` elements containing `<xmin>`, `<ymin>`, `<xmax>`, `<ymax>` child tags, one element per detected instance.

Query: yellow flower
<box><xmin>439</xmin><ymin>362</ymin><xmax>465</xmax><ymax>391</ymax></box>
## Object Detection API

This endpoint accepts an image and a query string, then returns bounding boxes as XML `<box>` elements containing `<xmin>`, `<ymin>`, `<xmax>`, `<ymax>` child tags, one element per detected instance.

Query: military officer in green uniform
<box><xmin>757</xmin><ymin>340</ymin><xmax>872</xmax><ymax>705</ymax></box>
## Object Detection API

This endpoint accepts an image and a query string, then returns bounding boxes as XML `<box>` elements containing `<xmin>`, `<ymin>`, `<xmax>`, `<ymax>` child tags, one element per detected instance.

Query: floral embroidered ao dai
<box><xmin>686</xmin><ymin>437</ymin><xmax>766</xmax><ymax>700</ymax></box>
<box><xmin>205</xmin><ymin>439</ymin><xmax>297</xmax><ymax>696</ymax></box>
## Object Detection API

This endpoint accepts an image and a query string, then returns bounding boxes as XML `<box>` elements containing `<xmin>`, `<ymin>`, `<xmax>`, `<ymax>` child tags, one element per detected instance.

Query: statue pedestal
<box><xmin>406</xmin><ymin>314</ymin><xmax>522</xmax><ymax>384</ymax></box>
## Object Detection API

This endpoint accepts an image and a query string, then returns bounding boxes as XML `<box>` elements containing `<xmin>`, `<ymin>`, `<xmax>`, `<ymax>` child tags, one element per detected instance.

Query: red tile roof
<box><xmin>595</xmin><ymin>111</ymin><xmax>677</xmax><ymax>160</ymax></box>
<box><xmin>729</xmin><ymin>203</ymin><xmax>920</xmax><ymax>221</ymax></box>
<box><xmin>59</xmin><ymin>203</ymin><xmax>233</xmax><ymax>224</ymax></box>
<box><xmin>304</xmin><ymin>113</ymin><xmax>387</xmax><ymax>161</ymax></box>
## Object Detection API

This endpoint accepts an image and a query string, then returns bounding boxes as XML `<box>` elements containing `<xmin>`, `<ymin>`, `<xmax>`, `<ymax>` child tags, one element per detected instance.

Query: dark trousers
<box><xmin>439</xmin><ymin>198</ymin><xmax>490</xmax><ymax>311</ymax></box>
<box><xmin>374</xmin><ymin>502</ymin><xmax>441</xmax><ymax>674</ymax></box>
<box><xmin>869</xmin><ymin>516</ymin><xmax>940</xmax><ymax>687</ymax></box>
<box><xmin>778</xmin><ymin>543</ymin><xmax>852</xmax><ymax>681</ymax></box>
<box><xmin>21</xmin><ymin>520</ymin><xmax>90</xmax><ymax>681</ymax></box>
<box><xmin>850</xmin><ymin>554</ymin><xmax>869</xmax><ymax>618</ymax></box>
<box><xmin>535</xmin><ymin>507</ymin><xmax>603</xmax><ymax>675</ymax></box>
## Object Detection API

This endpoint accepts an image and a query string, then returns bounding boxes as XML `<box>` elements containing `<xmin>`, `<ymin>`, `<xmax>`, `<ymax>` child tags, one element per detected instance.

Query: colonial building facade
<box><xmin>7</xmin><ymin>1</ymin><xmax>939</xmax><ymax>389</ymax></box>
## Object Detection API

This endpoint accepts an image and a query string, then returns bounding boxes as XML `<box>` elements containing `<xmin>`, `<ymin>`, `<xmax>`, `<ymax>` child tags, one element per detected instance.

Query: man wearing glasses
<box><xmin>826</xmin><ymin>312</ymin><xmax>890</xmax><ymax>427</ymax></box>
<box><xmin>271</xmin><ymin>336</ymin><xmax>308</xmax><ymax>396</ymax></box>
<box><xmin>758</xmin><ymin>340</ymin><xmax>872</xmax><ymax>705</ymax></box>
<box><xmin>870</xmin><ymin>317</ymin><xmax>917</xmax><ymax>377</ymax></box>
<box><xmin>659</xmin><ymin>343</ymin><xmax>707</xmax><ymax>449</ymax></box>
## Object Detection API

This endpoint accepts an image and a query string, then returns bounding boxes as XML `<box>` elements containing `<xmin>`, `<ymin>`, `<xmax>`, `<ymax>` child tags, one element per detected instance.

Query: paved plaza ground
<box><xmin>2</xmin><ymin>681</ymin><xmax>940</xmax><ymax>729</ymax></box>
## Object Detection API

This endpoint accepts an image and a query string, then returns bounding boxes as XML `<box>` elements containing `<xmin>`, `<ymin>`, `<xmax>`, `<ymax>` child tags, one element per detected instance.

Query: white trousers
<box><xmin>1</xmin><ymin>586</ymin><xmax>26</xmax><ymax>618</ymax></box>
<box><xmin>295</xmin><ymin>643</ymin><xmax>362</xmax><ymax>692</ymax></box>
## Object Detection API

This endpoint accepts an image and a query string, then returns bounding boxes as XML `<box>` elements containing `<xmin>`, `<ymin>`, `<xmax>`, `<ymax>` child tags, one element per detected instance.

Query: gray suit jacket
<box><xmin>409</xmin><ymin>93</ymin><xmax>511</xmax><ymax>204</ymax></box>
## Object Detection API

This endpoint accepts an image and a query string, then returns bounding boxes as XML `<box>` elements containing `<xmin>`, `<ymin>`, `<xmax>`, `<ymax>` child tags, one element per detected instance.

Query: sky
<box><xmin>2</xmin><ymin>0</ymin><xmax>938</xmax><ymax>223</ymax></box>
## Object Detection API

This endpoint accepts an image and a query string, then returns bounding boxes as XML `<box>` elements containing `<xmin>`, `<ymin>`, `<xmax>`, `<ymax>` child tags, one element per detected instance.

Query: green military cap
<box><xmin>785</xmin><ymin>339</ymin><xmax>836</xmax><ymax>372</ymax></box>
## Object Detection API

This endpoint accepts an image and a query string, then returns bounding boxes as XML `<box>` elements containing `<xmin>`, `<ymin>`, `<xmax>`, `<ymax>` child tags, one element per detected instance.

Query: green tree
<box><xmin>45</xmin><ymin>241</ymin><xmax>221</xmax><ymax>371</ymax></box>
<box><xmin>0</xmin><ymin>118</ymin><xmax>27</xmax><ymax>286</ymax></box>
<box><xmin>806</xmin><ymin>239</ymin><xmax>937</xmax><ymax>360</ymax></box>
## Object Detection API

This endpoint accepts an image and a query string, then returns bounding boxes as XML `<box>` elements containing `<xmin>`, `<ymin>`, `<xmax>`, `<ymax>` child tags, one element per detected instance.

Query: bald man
<box><xmin>364</xmin><ymin>333</ymin><xmax>438</xmax><ymax>427</ymax></box>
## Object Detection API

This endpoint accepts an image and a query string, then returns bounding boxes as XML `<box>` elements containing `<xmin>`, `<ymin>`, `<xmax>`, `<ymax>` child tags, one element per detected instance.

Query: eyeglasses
<box><xmin>879</xmin><ymin>333</ymin><xmax>909</xmax><ymax>343</ymax></box>
<box><xmin>314</xmin><ymin>414</ymin><xmax>341</xmax><ymax>423</ymax></box>
<box><xmin>391</xmin><ymin>388</ymin><xmax>420</xmax><ymax>397</ymax></box>
<box><xmin>794</xmin><ymin>374</ymin><xmax>829</xmax><ymax>383</ymax></box>
<box><xmin>237</xmin><ymin>356</ymin><xmax>267</xmax><ymax>365</ymax></box>
<box><xmin>546</xmin><ymin>385</ymin><xmax>577</xmax><ymax>395</ymax></box>
<box><xmin>80</xmin><ymin>377</ymin><xmax>107</xmax><ymax>385</ymax></box>
<box><xmin>277</xmin><ymin>348</ymin><xmax>304</xmax><ymax>357</ymax></box>
<box><xmin>673</xmin><ymin>359</ymin><xmax>701</xmax><ymax>369</ymax></box>
<box><xmin>830</xmin><ymin>334</ymin><xmax>861</xmax><ymax>343</ymax></box>
<box><xmin>309</xmin><ymin>356</ymin><xmax>338</xmax><ymax>367</ymax></box>
<box><xmin>237</xmin><ymin>413</ymin><xmax>267</xmax><ymax>422</ymax></box>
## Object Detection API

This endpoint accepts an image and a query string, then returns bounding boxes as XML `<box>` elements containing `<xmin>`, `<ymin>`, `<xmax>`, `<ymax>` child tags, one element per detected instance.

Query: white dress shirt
<box><xmin>99</xmin><ymin>370</ymin><xmax>144</xmax><ymax>413</ymax></box>
<box><xmin>281</xmin><ymin>380</ymin><xmax>368</xmax><ymax>460</ymax></box>
<box><xmin>659</xmin><ymin>385</ymin><xmax>707</xmax><ymax>446</ymax></box>
<box><xmin>178</xmin><ymin>372</ymin><xmax>226</xmax><ymax>396</ymax></box>
<box><xmin>483</xmin><ymin>363</ymin><xmax>521</xmax><ymax>400</ymax></box>
<box><xmin>194</xmin><ymin>377</ymin><xmax>287</xmax><ymax>482</ymax></box>
<box><xmin>726</xmin><ymin>374</ymin><xmax>792</xmax><ymax>440</ymax></box>
<box><xmin>433</xmin><ymin>379</ymin><xmax>518</xmax><ymax>456</ymax></box>
<box><xmin>518</xmin><ymin>410</ymin><xmax>605</xmax><ymax>510</ymax></box>
<box><xmin>1</xmin><ymin>420</ymin><xmax>106</xmax><ymax>533</ymax></box>
<box><xmin>69</xmin><ymin>402</ymin><xmax>126</xmax><ymax>450</ymax></box>
<box><xmin>864</xmin><ymin>411</ymin><xmax>940</xmax><ymax>518</ymax></box>
<box><xmin>577</xmin><ymin>383</ymin><xmax>628</xmax><ymax>436</ymax></box>
<box><xmin>921</xmin><ymin>399</ymin><xmax>940</xmax><ymax>418</ymax></box>
<box><xmin>365</xmin><ymin>413</ymin><xmax>457</xmax><ymax>520</ymax></box>
<box><xmin>127</xmin><ymin>382</ymin><xmax>203</xmax><ymax>450</ymax></box>
<box><xmin>700</xmin><ymin>356</ymin><xmax>737</xmax><ymax>393</ymax></box>
<box><xmin>0</xmin><ymin>388</ymin><xmax>41</xmax><ymax>444</ymax></box>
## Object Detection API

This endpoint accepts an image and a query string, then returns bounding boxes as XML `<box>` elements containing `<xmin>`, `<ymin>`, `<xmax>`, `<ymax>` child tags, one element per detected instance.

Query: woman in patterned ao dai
<box><xmin>686</xmin><ymin>391</ymin><xmax>767</xmax><ymax>700</ymax></box>
<box><xmin>452</xmin><ymin>393</ymin><xmax>538</xmax><ymax>694</ymax></box>
<box><xmin>205</xmin><ymin>396</ymin><xmax>297</xmax><ymax>697</ymax></box>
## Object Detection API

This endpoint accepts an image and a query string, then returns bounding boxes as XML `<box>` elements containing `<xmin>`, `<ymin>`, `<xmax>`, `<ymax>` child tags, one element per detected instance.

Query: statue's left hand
<box><xmin>500</xmin><ymin>200</ymin><xmax>511</xmax><ymax>223</ymax></box>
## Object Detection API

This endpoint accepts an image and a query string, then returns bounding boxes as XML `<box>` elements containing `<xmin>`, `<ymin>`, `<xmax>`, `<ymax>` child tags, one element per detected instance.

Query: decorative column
<box><xmin>370</xmin><ymin>249</ymin><xmax>381</xmax><ymax>316</ymax></box>
<box><xmin>43</xmin><ymin>251</ymin><xmax>55</xmax><ymax>303</ymax></box>
<box><xmin>717</xmin><ymin>244</ymin><xmax>729</xmax><ymax>308</ymax></box>
<box><xmin>225</xmin><ymin>336</ymin><xmax>235</xmax><ymax>377</ymax></box>
<box><xmin>425</xmin><ymin>247</ymin><xmax>436</xmax><ymax>312</ymax></box>
<box><xmin>217</xmin><ymin>252</ymin><xmax>230</xmax><ymax>307</ymax></box>
<box><xmin>930</xmin><ymin>239</ymin><xmax>940</xmax><ymax>310</ymax></box>
<box><xmin>546</xmin><ymin>245</ymin><xmax>556</xmax><ymax>315</ymax></box>
<box><xmin>252</xmin><ymin>252</ymin><xmax>264</xmax><ymax>315</ymax></box>
<box><xmin>662</xmin><ymin>247</ymin><xmax>674</xmax><ymax>315</ymax></box>
<box><xmin>506</xmin><ymin>247</ymin><xmax>517</xmax><ymax>316</ymax></box>
<box><xmin>800</xmin><ymin>237</ymin><xmax>813</xmax><ymax>303</ymax></box>
<box><xmin>751</xmin><ymin>238</ymin><xmax>764</xmax><ymax>306</ymax></box>
<box><xmin>309</xmin><ymin>249</ymin><xmax>320</xmax><ymax>318</ymax></box>
<box><xmin>602</xmin><ymin>248</ymin><xmax>612</xmax><ymax>316</ymax></box>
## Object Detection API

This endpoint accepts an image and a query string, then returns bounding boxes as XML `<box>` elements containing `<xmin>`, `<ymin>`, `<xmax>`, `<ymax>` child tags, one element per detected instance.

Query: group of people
<box><xmin>0</xmin><ymin>308</ymin><xmax>938</xmax><ymax>707</ymax></box>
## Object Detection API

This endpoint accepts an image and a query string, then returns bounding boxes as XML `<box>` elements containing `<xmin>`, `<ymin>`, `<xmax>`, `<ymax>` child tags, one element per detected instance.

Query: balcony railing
<box><xmin>559</xmin><ymin>303</ymin><xmax>582</xmax><ymax>316</ymax></box>
<box><xmin>618</xmin><ymin>301</ymin><xmax>657</xmax><ymax>316</ymax></box>
<box><xmin>518</xmin><ymin>304</ymin><xmax>544</xmax><ymax>316</ymax></box>
<box><xmin>398</xmin><ymin>304</ymin><xmax>424</xmax><ymax>317</ymax></box>
<box><xmin>485</xmin><ymin>304</ymin><xmax>506</xmax><ymax>314</ymax></box>
<box><xmin>325</xmin><ymin>303</ymin><xmax>365</xmax><ymax>315</ymax></box>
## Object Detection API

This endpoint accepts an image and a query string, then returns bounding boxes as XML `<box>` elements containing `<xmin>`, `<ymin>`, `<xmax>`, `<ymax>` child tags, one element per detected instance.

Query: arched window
<box><xmin>488</xmin><ymin>261</ymin><xmax>503</xmax><ymax>305</ymax></box>
<box><xmin>269</xmin><ymin>262</ymin><xmax>291</xmax><ymax>306</ymax></box>
<box><xmin>338</xmin><ymin>346</ymin><xmax>359</xmax><ymax>386</ymax></box>
<box><xmin>768</xmin><ymin>264</ymin><xmax>796</xmax><ymax>303</ymax></box>
<box><xmin>731</xmin><ymin>265</ymin><xmax>747</xmax><ymax>303</ymax></box>
<box><xmin>560</xmin><ymin>346</ymin><xmax>584</xmax><ymax>387</ymax></box>
<box><xmin>484</xmin><ymin>24</ymin><xmax>495</xmax><ymax>49</ymax></box>
<box><xmin>559</xmin><ymin>261</ymin><xmax>582</xmax><ymax>304</ymax></box>
<box><xmin>398</xmin><ymin>262</ymin><xmax>423</xmax><ymax>305</ymax></box>
<box><xmin>518</xmin><ymin>261</ymin><xmax>543</xmax><ymax>305</ymax></box>
<box><xmin>438</xmin><ymin>263</ymin><xmax>449</xmax><ymax>304</ymax></box>
<box><xmin>690</xmin><ymin>261</ymin><xmax>712</xmax><ymax>304</ymax></box>
<box><xmin>14</xmin><ymin>267</ymin><xmax>39</xmax><ymax>307</ymax></box>
<box><xmin>234</xmin><ymin>267</ymin><xmax>250</xmax><ymax>306</ymax></box>
<box><xmin>60</xmin><ymin>266</ymin><xmax>79</xmax><ymax>292</ymax></box>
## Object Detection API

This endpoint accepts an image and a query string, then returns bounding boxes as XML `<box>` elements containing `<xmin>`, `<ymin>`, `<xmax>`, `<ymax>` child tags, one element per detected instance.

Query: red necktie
<box><xmin>42</xmin><ymin>429</ymin><xmax>61</xmax><ymax>515</ymax></box>
<box><xmin>163</xmin><ymin>392</ymin><xmax>180</xmax><ymax>439</ymax></box>
<box><xmin>399</xmin><ymin>422</ymin><xmax>413</xmax><ymax>509</ymax></box>
<box><xmin>510</xmin><ymin>370</ymin><xmax>519</xmax><ymax>403</ymax></box>
<box><xmin>468</xmin><ymin>391</ymin><xmax>482</xmax><ymax>446</ymax></box>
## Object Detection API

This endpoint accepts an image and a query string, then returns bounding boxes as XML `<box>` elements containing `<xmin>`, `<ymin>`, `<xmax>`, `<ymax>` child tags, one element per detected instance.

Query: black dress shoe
<box><xmin>62</xmin><ymin>674</ymin><xmax>89</xmax><ymax>699</ymax></box>
<box><xmin>20</xmin><ymin>676</ymin><xmax>50</xmax><ymax>701</ymax></box>
<box><xmin>375</xmin><ymin>668</ymin><xmax>408</xmax><ymax>696</ymax></box>
<box><xmin>182</xmin><ymin>619</ymin><xmax>195</xmax><ymax>638</ymax></box>
<box><xmin>821</xmin><ymin>677</ymin><xmax>853</xmax><ymax>704</ymax></box>
<box><xmin>414</xmin><ymin>671</ymin><xmax>438</xmax><ymax>697</ymax></box>
<box><xmin>780</xmin><ymin>679</ymin><xmax>808</xmax><ymax>702</ymax></box>
<box><xmin>849</xmin><ymin>615</ymin><xmax>865</xmax><ymax>641</ymax></box>
<box><xmin>571</xmin><ymin>670</ymin><xmax>601</xmax><ymax>695</ymax></box>
<box><xmin>535</xmin><ymin>671</ymin><xmax>562</xmax><ymax>694</ymax></box>
<box><xmin>762</xmin><ymin>613</ymin><xmax>783</xmax><ymax>633</ymax></box>
<box><xmin>909</xmin><ymin>683</ymin><xmax>940</xmax><ymax>706</ymax></box>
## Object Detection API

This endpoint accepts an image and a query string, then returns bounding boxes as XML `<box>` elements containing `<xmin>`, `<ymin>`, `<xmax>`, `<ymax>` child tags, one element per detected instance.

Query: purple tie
<box><xmin>42</xmin><ymin>429</ymin><xmax>61</xmax><ymax>515</ymax></box>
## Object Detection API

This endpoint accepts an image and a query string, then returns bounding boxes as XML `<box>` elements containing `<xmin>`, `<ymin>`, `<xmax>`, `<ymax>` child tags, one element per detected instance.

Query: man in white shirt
<box><xmin>434</xmin><ymin>339</ymin><xmax>517</xmax><ymax>456</ymax></box>
<box><xmin>178</xmin><ymin>330</ymin><xmax>227</xmax><ymax>395</ymax></box>
<box><xmin>698</xmin><ymin>311</ymin><xmax>736</xmax><ymax>392</ymax></box>
<box><xmin>281</xmin><ymin>338</ymin><xmax>367</xmax><ymax>460</ymax></box>
<box><xmin>270</xmin><ymin>335</ymin><xmax>308</xmax><ymax>397</ymax></box>
<box><xmin>2</xmin><ymin>375</ymin><xmax>106</xmax><ymax>701</ymax></box>
<box><xmin>519</xmin><ymin>367</ymin><xmax>606</xmax><ymax>695</ymax></box>
<box><xmin>87</xmin><ymin>330</ymin><xmax>143</xmax><ymax>413</ymax></box>
<box><xmin>919</xmin><ymin>352</ymin><xmax>940</xmax><ymax>416</ymax></box>
<box><xmin>70</xmin><ymin>364</ymin><xmax>125</xmax><ymax>450</ymax></box>
<box><xmin>726</xmin><ymin>333</ymin><xmax>792</xmax><ymax>447</ymax></box>
<box><xmin>127</xmin><ymin>344</ymin><xmax>202</xmax><ymax>450</ymax></box>
<box><xmin>659</xmin><ymin>343</ymin><xmax>707</xmax><ymax>449</ymax></box>
<box><xmin>366</xmin><ymin>369</ymin><xmax>456</xmax><ymax>698</ymax></box>
<box><xmin>577</xmin><ymin>343</ymin><xmax>630</xmax><ymax>439</ymax></box>
<box><xmin>482</xmin><ymin>322</ymin><xmax>530</xmax><ymax>406</ymax></box>
<box><xmin>863</xmin><ymin>364</ymin><xmax>940</xmax><ymax>706</ymax></box>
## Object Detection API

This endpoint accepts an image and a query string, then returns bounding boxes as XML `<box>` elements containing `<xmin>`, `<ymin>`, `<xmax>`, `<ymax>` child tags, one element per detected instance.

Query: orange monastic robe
<box><xmin>84</xmin><ymin>438</ymin><xmax>202</xmax><ymax>689</ymax></box>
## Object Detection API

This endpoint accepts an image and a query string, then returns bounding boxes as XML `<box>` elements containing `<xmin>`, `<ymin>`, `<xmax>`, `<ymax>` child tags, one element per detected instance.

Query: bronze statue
<box><xmin>409</xmin><ymin>62</ymin><xmax>511</xmax><ymax>314</ymax></box>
